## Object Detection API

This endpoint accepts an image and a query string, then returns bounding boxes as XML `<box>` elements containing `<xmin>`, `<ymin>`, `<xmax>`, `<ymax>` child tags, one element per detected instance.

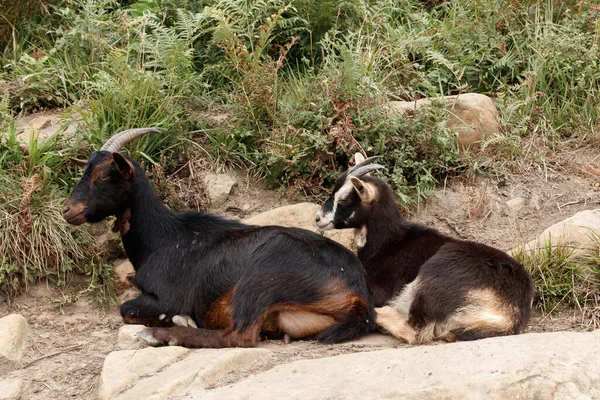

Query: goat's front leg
<box><xmin>375</xmin><ymin>306</ymin><xmax>417</xmax><ymax>344</ymax></box>
<box><xmin>120</xmin><ymin>293</ymin><xmax>181</xmax><ymax>327</ymax></box>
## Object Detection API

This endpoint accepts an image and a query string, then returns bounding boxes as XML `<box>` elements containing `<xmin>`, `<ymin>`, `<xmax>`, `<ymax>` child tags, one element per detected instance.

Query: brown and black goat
<box><xmin>315</xmin><ymin>153</ymin><xmax>534</xmax><ymax>344</ymax></box>
<box><xmin>63</xmin><ymin>129</ymin><xmax>375</xmax><ymax>348</ymax></box>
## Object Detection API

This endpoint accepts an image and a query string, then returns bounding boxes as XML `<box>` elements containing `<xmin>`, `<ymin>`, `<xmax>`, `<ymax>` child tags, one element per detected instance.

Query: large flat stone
<box><xmin>245</xmin><ymin>203</ymin><xmax>355</xmax><ymax>250</ymax></box>
<box><xmin>185</xmin><ymin>330</ymin><xmax>600</xmax><ymax>400</ymax></box>
<box><xmin>98</xmin><ymin>346</ymin><xmax>272</xmax><ymax>400</ymax></box>
<box><xmin>0</xmin><ymin>314</ymin><xmax>29</xmax><ymax>363</ymax></box>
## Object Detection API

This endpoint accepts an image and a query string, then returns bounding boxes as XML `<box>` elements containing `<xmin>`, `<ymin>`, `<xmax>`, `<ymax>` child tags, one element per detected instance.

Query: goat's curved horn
<box><xmin>347</xmin><ymin>155</ymin><xmax>383</xmax><ymax>176</ymax></box>
<box><xmin>349</xmin><ymin>163</ymin><xmax>385</xmax><ymax>178</ymax></box>
<box><xmin>100</xmin><ymin>128</ymin><xmax>161</xmax><ymax>152</ymax></box>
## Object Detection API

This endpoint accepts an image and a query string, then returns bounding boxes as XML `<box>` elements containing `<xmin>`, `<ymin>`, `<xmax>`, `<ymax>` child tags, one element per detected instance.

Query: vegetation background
<box><xmin>1</xmin><ymin>0</ymin><xmax>599</xmax><ymax>319</ymax></box>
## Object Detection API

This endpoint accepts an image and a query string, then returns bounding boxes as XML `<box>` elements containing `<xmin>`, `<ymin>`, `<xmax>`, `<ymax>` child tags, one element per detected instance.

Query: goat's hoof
<box><xmin>283</xmin><ymin>334</ymin><xmax>292</xmax><ymax>344</ymax></box>
<box><xmin>137</xmin><ymin>330</ymin><xmax>160</xmax><ymax>346</ymax></box>
<box><xmin>172</xmin><ymin>315</ymin><xmax>198</xmax><ymax>328</ymax></box>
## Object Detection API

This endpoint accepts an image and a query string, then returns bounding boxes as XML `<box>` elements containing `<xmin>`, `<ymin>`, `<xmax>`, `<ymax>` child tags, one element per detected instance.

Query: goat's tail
<box><xmin>315</xmin><ymin>295</ymin><xmax>376</xmax><ymax>344</ymax></box>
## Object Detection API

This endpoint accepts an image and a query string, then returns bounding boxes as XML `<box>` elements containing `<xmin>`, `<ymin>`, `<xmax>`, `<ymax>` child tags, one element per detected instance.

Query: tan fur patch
<box><xmin>204</xmin><ymin>291</ymin><xmax>234</xmax><ymax>330</ymax></box>
<box><xmin>385</xmin><ymin>283</ymin><xmax>516</xmax><ymax>344</ymax></box>
<box><xmin>261</xmin><ymin>277</ymin><xmax>368</xmax><ymax>339</ymax></box>
<box><xmin>415</xmin><ymin>288</ymin><xmax>516</xmax><ymax>344</ymax></box>
<box><xmin>450</xmin><ymin>288</ymin><xmax>516</xmax><ymax>333</ymax></box>
<box><xmin>350</xmin><ymin>177</ymin><xmax>378</xmax><ymax>204</ymax></box>
<box><xmin>112</xmin><ymin>208</ymin><xmax>132</xmax><ymax>235</ymax></box>
<box><xmin>278</xmin><ymin>311</ymin><xmax>336</xmax><ymax>339</ymax></box>
<box><xmin>354</xmin><ymin>225</ymin><xmax>368</xmax><ymax>249</ymax></box>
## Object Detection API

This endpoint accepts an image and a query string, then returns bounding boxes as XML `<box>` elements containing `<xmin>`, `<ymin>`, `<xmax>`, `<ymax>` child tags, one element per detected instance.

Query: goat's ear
<box><xmin>112</xmin><ymin>152</ymin><xmax>134</xmax><ymax>179</ymax></box>
<box><xmin>69</xmin><ymin>157</ymin><xmax>88</xmax><ymax>169</ymax></box>
<box><xmin>353</xmin><ymin>152</ymin><xmax>366</xmax><ymax>166</ymax></box>
<box><xmin>350</xmin><ymin>176</ymin><xmax>376</xmax><ymax>203</ymax></box>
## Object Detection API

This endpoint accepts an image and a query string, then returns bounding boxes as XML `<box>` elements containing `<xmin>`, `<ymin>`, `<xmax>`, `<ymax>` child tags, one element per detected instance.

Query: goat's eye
<box><xmin>338</xmin><ymin>198</ymin><xmax>350</xmax><ymax>206</ymax></box>
<box><xmin>99</xmin><ymin>172</ymin><xmax>111</xmax><ymax>182</ymax></box>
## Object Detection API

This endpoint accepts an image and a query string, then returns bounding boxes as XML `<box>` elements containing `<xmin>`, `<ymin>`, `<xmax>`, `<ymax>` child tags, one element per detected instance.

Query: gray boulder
<box><xmin>0</xmin><ymin>314</ymin><xmax>29</xmax><ymax>363</ymax></box>
<box><xmin>389</xmin><ymin>93</ymin><xmax>500</xmax><ymax>148</ymax></box>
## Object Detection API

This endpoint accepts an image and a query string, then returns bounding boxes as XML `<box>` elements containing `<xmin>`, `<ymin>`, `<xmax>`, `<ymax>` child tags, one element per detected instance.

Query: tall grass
<box><xmin>0</xmin><ymin>123</ymin><xmax>96</xmax><ymax>297</ymax></box>
<box><xmin>514</xmin><ymin>235</ymin><xmax>600</xmax><ymax>327</ymax></box>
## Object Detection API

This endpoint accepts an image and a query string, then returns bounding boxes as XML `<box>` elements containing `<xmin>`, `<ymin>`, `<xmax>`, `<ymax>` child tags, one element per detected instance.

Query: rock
<box><xmin>113</xmin><ymin>259</ymin><xmax>135</xmax><ymax>286</ymax></box>
<box><xmin>117</xmin><ymin>325</ymin><xmax>147</xmax><ymax>350</ymax></box>
<box><xmin>98</xmin><ymin>346</ymin><xmax>271</xmax><ymax>400</ymax></box>
<box><xmin>29</xmin><ymin>116</ymin><xmax>52</xmax><ymax>130</ymax></box>
<box><xmin>88</xmin><ymin>221</ymin><xmax>109</xmax><ymax>237</ymax></box>
<box><xmin>96</xmin><ymin>233</ymin><xmax>110</xmax><ymax>248</ymax></box>
<box><xmin>117</xmin><ymin>287</ymin><xmax>141</xmax><ymax>304</ymax></box>
<box><xmin>245</xmin><ymin>203</ymin><xmax>355</xmax><ymax>250</ymax></box>
<box><xmin>389</xmin><ymin>93</ymin><xmax>500</xmax><ymax>147</ymax></box>
<box><xmin>529</xmin><ymin>194</ymin><xmax>541</xmax><ymax>211</ymax></box>
<box><xmin>505</xmin><ymin>197</ymin><xmax>525</xmax><ymax>212</ymax></box>
<box><xmin>513</xmin><ymin>209</ymin><xmax>600</xmax><ymax>255</ymax></box>
<box><xmin>0</xmin><ymin>378</ymin><xmax>23</xmax><ymax>400</ymax></box>
<box><xmin>204</xmin><ymin>173</ymin><xmax>237</xmax><ymax>208</ymax></box>
<box><xmin>14</xmin><ymin>110</ymin><xmax>80</xmax><ymax>148</ymax></box>
<box><xmin>0</xmin><ymin>314</ymin><xmax>29</xmax><ymax>363</ymax></box>
<box><xmin>346</xmin><ymin>333</ymin><xmax>403</xmax><ymax>347</ymax></box>
<box><xmin>184</xmin><ymin>330</ymin><xmax>600</xmax><ymax>400</ymax></box>
<box><xmin>96</xmin><ymin>230</ymin><xmax>118</xmax><ymax>248</ymax></box>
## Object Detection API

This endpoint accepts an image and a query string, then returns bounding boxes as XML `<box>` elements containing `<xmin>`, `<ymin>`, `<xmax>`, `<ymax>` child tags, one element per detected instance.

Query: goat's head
<box><xmin>62</xmin><ymin>128</ymin><xmax>160</xmax><ymax>225</ymax></box>
<box><xmin>315</xmin><ymin>153</ymin><xmax>385</xmax><ymax>230</ymax></box>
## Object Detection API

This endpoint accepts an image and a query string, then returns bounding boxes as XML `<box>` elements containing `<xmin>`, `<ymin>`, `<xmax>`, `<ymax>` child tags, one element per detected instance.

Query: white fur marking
<box><xmin>316</xmin><ymin>180</ymin><xmax>354</xmax><ymax>229</ymax></box>
<box><xmin>389</xmin><ymin>277</ymin><xmax>420</xmax><ymax>317</ymax></box>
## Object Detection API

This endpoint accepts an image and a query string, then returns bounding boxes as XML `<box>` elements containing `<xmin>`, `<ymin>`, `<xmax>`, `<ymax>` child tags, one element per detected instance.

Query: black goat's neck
<box><xmin>358</xmin><ymin>198</ymin><xmax>408</xmax><ymax>267</ymax></box>
<box><xmin>120</xmin><ymin>169</ymin><xmax>179</xmax><ymax>269</ymax></box>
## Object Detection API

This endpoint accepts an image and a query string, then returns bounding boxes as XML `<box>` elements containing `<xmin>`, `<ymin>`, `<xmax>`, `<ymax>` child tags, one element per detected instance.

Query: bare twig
<box><xmin>479</xmin><ymin>210</ymin><xmax>492</xmax><ymax>225</ymax></box>
<box><xmin>558</xmin><ymin>199</ymin><xmax>584</xmax><ymax>208</ymax></box>
<box><xmin>435</xmin><ymin>215</ymin><xmax>466</xmax><ymax>238</ymax></box>
<box><xmin>23</xmin><ymin>344</ymin><xmax>83</xmax><ymax>368</ymax></box>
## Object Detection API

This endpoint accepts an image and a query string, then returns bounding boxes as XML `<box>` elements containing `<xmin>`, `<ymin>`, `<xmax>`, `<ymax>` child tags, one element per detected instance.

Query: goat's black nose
<box><xmin>63</xmin><ymin>206</ymin><xmax>70</xmax><ymax>214</ymax></box>
<box><xmin>315</xmin><ymin>215</ymin><xmax>321</xmax><ymax>223</ymax></box>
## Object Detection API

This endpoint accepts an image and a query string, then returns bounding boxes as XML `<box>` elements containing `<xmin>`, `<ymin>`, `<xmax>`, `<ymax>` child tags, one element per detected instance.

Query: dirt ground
<box><xmin>2</xmin><ymin>145</ymin><xmax>600</xmax><ymax>400</ymax></box>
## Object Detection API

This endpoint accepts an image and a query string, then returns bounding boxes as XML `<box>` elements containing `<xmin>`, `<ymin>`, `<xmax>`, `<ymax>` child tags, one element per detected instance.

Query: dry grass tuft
<box><xmin>459</xmin><ymin>182</ymin><xmax>489</xmax><ymax>220</ymax></box>
<box><xmin>514</xmin><ymin>235</ymin><xmax>600</xmax><ymax>329</ymax></box>
<box><xmin>146</xmin><ymin>155</ymin><xmax>211</xmax><ymax>212</ymax></box>
<box><xmin>0</xmin><ymin>172</ymin><xmax>93</xmax><ymax>296</ymax></box>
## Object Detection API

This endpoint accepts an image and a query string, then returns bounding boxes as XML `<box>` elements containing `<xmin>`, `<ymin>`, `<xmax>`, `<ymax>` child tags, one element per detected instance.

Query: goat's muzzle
<box><xmin>314</xmin><ymin>209</ymin><xmax>335</xmax><ymax>230</ymax></box>
<box><xmin>62</xmin><ymin>200</ymin><xmax>87</xmax><ymax>225</ymax></box>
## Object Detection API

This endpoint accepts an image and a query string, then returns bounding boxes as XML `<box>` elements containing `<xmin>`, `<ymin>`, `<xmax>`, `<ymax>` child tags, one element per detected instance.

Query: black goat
<box><xmin>63</xmin><ymin>129</ymin><xmax>375</xmax><ymax>348</ymax></box>
<box><xmin>315</xmin><ymin>153</ymin><xmax>534</xmax><ymax>344</ymax></box>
